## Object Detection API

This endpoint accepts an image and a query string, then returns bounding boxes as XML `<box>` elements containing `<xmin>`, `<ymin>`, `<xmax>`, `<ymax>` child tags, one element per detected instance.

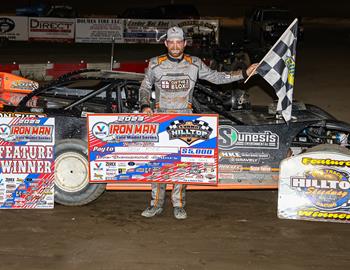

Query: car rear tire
<box><xmin>54</xmin><ymin>139</ymin><xmax>106</xmax><ymax>206</ymax></box>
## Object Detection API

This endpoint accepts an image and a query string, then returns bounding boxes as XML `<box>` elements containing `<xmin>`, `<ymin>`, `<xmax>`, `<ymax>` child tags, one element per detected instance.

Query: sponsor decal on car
<box><xmin>219</xmin><ymin>126</ymin><xmax>279</xmax><ymax>149</ymax></box>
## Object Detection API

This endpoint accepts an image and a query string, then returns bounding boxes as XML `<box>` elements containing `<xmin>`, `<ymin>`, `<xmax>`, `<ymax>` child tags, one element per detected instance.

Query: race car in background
<box><xmin>1</xmin><ymin>69</ymin><xmax>350</xmax><ymax>206</ymax></box>
<box><xmin>243</xmin><ymin>6</ymin><xmax>304</xmax><ymax>47</ymax></box>
<box><xmin>0</xmin><ymin>72</ymin><xmax>38</xmax><ymax>108</ymax></box>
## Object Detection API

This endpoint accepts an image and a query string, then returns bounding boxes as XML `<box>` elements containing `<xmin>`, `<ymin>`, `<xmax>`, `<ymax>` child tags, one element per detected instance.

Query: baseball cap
<box><xmin>166</xmin><ymin>26</ymin><xmax>184</xmax><ymax>40</ymax></box>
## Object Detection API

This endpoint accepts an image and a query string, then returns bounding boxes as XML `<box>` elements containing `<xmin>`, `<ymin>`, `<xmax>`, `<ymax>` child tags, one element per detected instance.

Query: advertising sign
<box><xmin>28</xmin><ymin>17</ymin><xmax>75</xmax><ymax>41</ymax></box>
<box><xmin>122</xmin><ymin>19</ymin><xmax>219</xmax><ymax>45</ymax></box>
<box><xmin>0</xmin><ymin>117</ymin><xmax>55</xmax><ymax>209</ymax></box>
<box><xmin>75</xmin><ymin>18</ymin><xmax>123</xmax><ymax>43</ymax></box>
<box><xmin>278</xmin><ymin>150</ymin><xmax>350</xmax><ymax>223</ymax></box>
<box><xmin>88</xmin><ymin>114</ymin><xmax>218</xmax><ymax>184</ymax></box>
<box><xmin>0</xmin><ymin>16</ymin><xmax>28</xmax><ymax>41</ymax></box>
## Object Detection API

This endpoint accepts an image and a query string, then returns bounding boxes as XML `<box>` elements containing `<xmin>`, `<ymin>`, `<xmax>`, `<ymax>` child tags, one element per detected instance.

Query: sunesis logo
<box><xmin>219</xmin><ymin>126</ymin><xmax>279</xmax><ymax>149</ymax></box>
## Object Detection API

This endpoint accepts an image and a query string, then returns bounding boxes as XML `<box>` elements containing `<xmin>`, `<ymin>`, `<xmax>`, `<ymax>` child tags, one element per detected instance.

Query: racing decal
<box><xmin>10</xmin><ymin>80</ymin><xmax>39</xmax><ymax>91</ymax></box>
<box><xmin>219</xmin><ymin>125</ymin><xmax>279</xmax><ymax>149</ymax></box>
<box><xmin>278</xmin><ymin>151</ymin><xmax>350</xmax><ymax>223</ymax></box>
<box><xmin>0</xmin><ymin>16</ymin><xmax>28</xmax><ymax>41</ymax></box>
<box><xmin>219</xmin><ymin>151</ymin><xmax>270</xmax><ymax>164</ymax></box>
<box><xmin>88</xmin><ymin>113</ymin><xmax>218</xmax><ymax>185</ymax></box>
<box><xmin>0</xmin><ymin>117</ymin><xmax>55</xmax><ymax>209</ymax></box>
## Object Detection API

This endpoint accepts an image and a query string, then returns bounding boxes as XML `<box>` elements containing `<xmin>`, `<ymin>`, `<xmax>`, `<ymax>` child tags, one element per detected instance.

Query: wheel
<box><xmin>54</xmin><ymin>139</ymin><xmax>106</xmax><ymax>206</ymax></box>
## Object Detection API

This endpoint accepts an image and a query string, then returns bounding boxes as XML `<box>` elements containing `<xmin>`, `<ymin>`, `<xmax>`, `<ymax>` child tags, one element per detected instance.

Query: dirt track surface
<box><xmin>1</xmin><ymin>190</ymin><xmax>350</xmax><ymax>270</ymax></box>
<box><xmin>1</xmin><ymin>25</ymin><xmax>350</xmax><ymax>269</ymax></box>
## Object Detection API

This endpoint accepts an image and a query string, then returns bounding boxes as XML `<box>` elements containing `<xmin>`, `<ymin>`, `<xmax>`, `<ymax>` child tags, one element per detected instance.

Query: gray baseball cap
<box><xmin>166</xmin><ymin>26</ymin><xmax>184</xmax><ymax>40</ymax></box>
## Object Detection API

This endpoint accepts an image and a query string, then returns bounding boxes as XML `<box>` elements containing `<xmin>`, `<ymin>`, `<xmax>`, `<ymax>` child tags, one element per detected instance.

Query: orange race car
<box><xmin>0</xmin><ymin>72</ymin><xmax>38</xmax><ymax>108</ymax></box>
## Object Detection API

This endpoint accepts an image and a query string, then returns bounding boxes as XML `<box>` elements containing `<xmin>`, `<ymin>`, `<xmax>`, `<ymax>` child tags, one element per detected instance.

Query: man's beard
<box><xmin>168</xmin><ymin>49</ymin><xmax>183</xmax><ymax>58</ymax></box>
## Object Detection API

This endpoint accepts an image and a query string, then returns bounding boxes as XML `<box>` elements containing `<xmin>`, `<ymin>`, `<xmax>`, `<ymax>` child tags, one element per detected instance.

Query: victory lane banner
<box><xmin>0</xmin><ymin>117</ymin><xmax>55</xmax><ymax>209</ymax></box>
<box><xmin>87</xmin><ymin>114</ymin><xmax>218</xmax><ymax>185</ymax></box>
<box><xmin>278</xmin><ymin>150</ymin><xmax>350</xmax><ymax>223</ymax></box>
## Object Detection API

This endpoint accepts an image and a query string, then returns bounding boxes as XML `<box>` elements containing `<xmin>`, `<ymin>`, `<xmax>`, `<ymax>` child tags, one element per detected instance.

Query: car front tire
<box><xmin>54</xmin><ymin>139</ymin><xmax>106</xmax><ymax>206</ymax></box>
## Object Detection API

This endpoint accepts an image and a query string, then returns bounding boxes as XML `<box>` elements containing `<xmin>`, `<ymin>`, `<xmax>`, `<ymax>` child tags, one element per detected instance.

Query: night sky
<box><xmin>1</xmin><ymin>0</ymin><xmax>350</xmax><ymax>18</ymax></box>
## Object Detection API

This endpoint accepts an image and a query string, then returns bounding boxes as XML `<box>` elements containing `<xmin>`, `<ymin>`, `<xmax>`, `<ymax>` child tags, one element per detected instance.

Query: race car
<box><xmin>1</xmin><ymin>69</ymin><xmax>350</xmax><ymax>206</ymax></box>
<box><xmin>0</xmin><ymin>72</ymin><xmax>38</xmax><ymax>108</ymax></box>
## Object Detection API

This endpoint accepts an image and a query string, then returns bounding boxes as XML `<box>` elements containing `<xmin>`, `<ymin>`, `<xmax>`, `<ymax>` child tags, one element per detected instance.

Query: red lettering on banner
<box><xmin>109</xmin><ymin>124</ymin><xmax>133</xmax><ymax>134</ymax></box>
<box><xmin>134</xmin><ymin>124</ymin><xmax>157</xmax><ymax>134</ymax></box>
<box><xmin>0</xmin><ymin>160</ymin><xmax>52</xmax><ymax>173</ymax></box>
<box><xmin>11</xmin><ymin>126</ymin><xmax>51</xmax><ymax>135</ymax></box>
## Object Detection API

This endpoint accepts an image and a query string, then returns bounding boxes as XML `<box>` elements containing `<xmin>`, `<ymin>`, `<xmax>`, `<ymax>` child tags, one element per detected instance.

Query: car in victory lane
<box><xmin>1</xmin><ymin>69</ymin><xmax>350</xmax><ymax>206</ymax></box>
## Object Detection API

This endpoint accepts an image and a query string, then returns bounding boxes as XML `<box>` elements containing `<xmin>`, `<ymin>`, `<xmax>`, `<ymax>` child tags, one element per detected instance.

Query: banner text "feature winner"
<box><xmin>0</xmin><ymin>146</ymin><xmax>53</xmax><ymax>174</ymax></box>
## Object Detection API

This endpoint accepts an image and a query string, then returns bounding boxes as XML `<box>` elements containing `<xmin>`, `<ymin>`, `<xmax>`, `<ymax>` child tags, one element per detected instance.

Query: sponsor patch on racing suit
<box><xmin>139</xmin><ymin>54</ymin><xmax>244</xmax><ymax>113</ymax></box>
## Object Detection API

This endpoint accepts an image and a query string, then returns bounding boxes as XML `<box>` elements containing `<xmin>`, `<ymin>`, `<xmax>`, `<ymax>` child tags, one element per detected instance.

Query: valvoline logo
<box><xmin>96</xmin><ymin>125</ymin><xmax>105</xmax><ymax>132</ymax></box>
<box><xmin>92</xmin><ymin>122</ymin><xmax>109</xmax><ymax>139</ymax></box>
<box><xmin>93</xmin><ymin>162</ymin><xmax>104</xmax><ymax>172</ymax></box>
<box><xmin>95</xmin><ymin>163</ymin><xmax>103</xmax><ymax>169</ymax></box>
<box><xmin>0</xmin><ymin>126</ymin><xmax>8</xmax><ymax>133</ymax></box>
<box><xmin>0</xmin><ymin>124</ymin><xmax>11</xmax><ymax>139</ymax></box>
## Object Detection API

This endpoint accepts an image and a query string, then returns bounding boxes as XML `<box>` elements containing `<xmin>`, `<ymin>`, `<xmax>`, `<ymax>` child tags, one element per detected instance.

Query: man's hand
<box><xmin>142</xmin><ymin>107</ymin><xmax>153</xmax><ymax>117</ymax></box>
<box><xmin>246</xmin><ymin>63</ymin><xmax>259</xmax><ymax>77</ymax></box>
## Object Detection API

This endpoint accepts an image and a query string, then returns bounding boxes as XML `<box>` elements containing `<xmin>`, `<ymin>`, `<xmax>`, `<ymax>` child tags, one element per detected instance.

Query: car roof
<box><xmin>78</xmin><ymin>70</ymin><xmax>145</xmax><ymax>81</ymax></box>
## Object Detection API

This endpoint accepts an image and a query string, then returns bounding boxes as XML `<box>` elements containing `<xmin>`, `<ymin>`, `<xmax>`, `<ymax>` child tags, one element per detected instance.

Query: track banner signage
<box><xmin>75</xmin><ymin>18</ymin><xmax>123</xmax><ymax>43</ymax></box>
<box><xmin>28</xmin><ymin>17</ymin><xmax>75</xmax><ymax>42</ymax></box>
<box><xmin>0</xmin><ymin>16</ymin><xmax>28</xmax><ymax>41</ymax></box>
<box><xmin>122</xmin><ymin>19</ymin><xmax>219</xmax><ymax>45</ymax></box>
<box><xmin>0</xmin><ymin>117</ymin><xmax>55</xmax><ymax>209</ymax></box>
<box><xmin>278</xmin><ymin>150</ymin><xmax>350</xmax><ymax>223</ymax></box>
<box><xmin>88</xmin><ymin>114</ymin><xmax>218</xmax><ymax>185</ymax></box>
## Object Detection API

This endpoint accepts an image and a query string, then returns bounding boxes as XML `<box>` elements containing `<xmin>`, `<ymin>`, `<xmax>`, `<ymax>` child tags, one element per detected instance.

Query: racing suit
<box><xmin>139</xmin><ymin>54</ymin><xmax>245</xmax><ymax>208</ymax></box>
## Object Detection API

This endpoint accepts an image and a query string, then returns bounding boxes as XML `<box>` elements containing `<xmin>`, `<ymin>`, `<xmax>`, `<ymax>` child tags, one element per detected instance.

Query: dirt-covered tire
<box><xmin>54</xmin><ymin>139</ymin><xmax>106</xmax><ymax>206</ymax></box>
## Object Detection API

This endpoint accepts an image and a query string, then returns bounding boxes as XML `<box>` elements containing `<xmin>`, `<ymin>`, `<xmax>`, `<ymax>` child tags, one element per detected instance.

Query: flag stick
<box><xmin>243</xmin><ymin>62</ymin><xmax>261</xmax><ymax>84</ymax></box>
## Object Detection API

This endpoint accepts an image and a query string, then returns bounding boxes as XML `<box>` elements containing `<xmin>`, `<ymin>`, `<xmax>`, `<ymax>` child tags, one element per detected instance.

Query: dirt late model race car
<box><xmin>1</xmin><ymin>69</ymin><xmax>350</xmax><ymax>206</ymax></box>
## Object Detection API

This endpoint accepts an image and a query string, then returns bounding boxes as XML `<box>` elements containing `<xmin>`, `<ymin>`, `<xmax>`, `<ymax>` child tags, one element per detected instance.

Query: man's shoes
<box><xmin>173</xmin><ymin>207</ymin><xmax>187</xmax><ymax>220</ymax></box>
<box><xmin>141</xmin><ymin>206</ymin><xmax>163</xmax><ymax>218</ymax></box>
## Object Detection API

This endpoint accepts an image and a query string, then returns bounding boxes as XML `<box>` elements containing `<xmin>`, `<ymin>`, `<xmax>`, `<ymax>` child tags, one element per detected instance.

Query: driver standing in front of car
<box><xmin>139</xmin><ymin>26</ymin><xmax>258</xmax><ymax>219</ymax></box>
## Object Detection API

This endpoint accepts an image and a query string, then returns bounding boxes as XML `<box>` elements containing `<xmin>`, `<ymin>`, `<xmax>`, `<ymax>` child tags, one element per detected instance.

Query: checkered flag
<box><xmin>193</xmin><ymin>120</ymin><xmax>213</xmax><ymax>132</ymax></box>
<box><xmin>167</xmin><ymin>120</ymin><xmax>183</xmax><ymax>131</ymax></box>
<box><xmin>256</xmin><ymin>18</ymin><xmax>298</xmax><ymax>123</ymax></box>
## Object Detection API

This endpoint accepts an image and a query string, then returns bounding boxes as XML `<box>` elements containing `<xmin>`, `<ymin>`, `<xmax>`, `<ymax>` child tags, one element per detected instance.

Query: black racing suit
<box><xmin>139</xmin><ymin>54</ymin><xmax>244</xmax><ymax>208</ymax></box>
